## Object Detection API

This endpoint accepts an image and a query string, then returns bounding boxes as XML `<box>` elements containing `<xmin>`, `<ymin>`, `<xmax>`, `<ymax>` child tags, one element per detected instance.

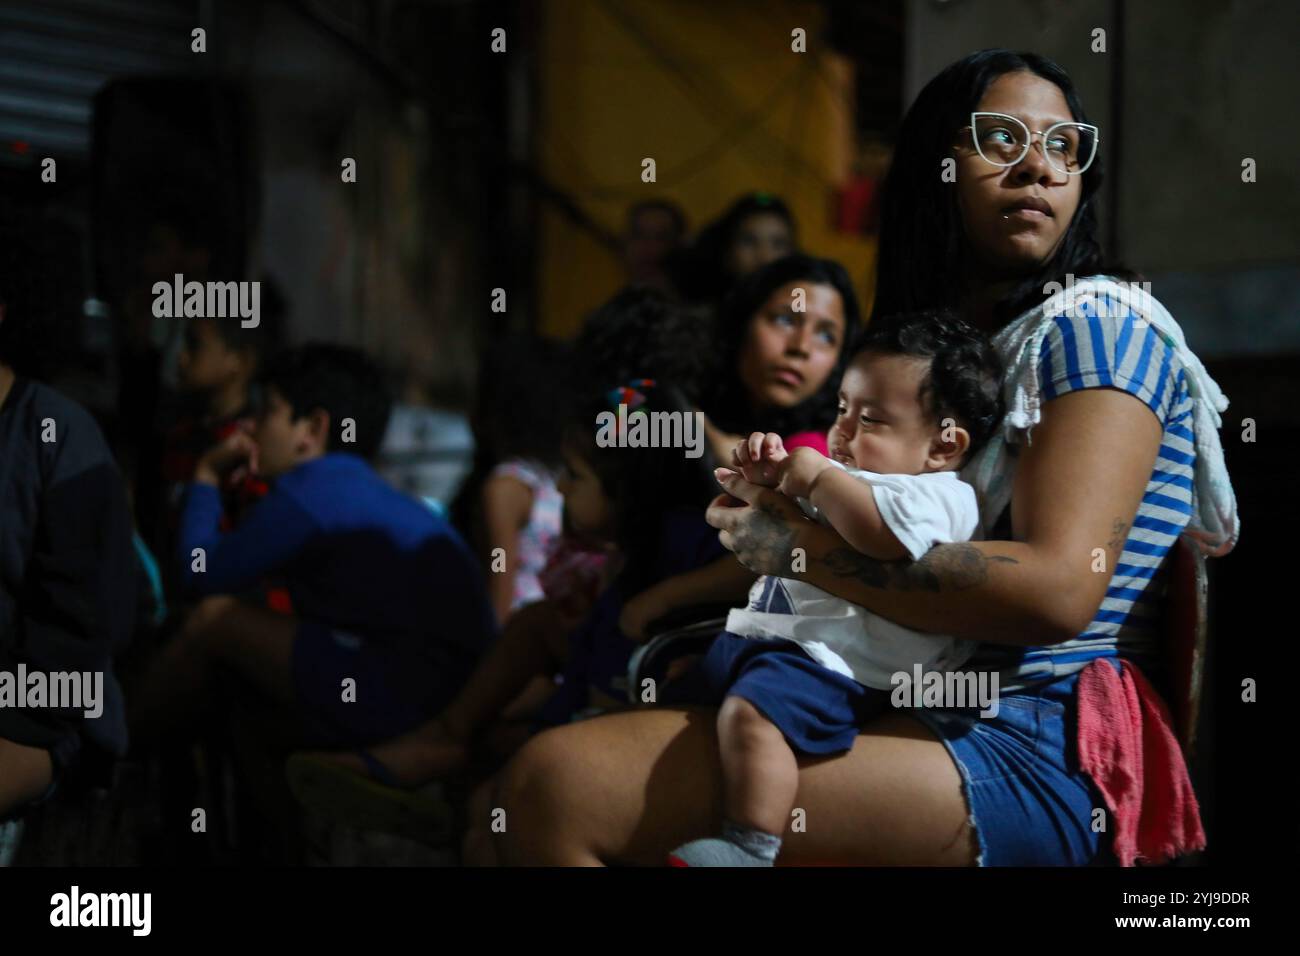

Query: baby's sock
<box><xmin>668</xmin><ymin>820</ymin><xmax>782</xmax><ymax>867</ymax></box>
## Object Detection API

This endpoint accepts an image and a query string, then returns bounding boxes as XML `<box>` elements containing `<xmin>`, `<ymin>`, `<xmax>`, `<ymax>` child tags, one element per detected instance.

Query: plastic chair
<box><xmin>626</xmin><ymin>604</ymin><xmax>732</xmax><ymax>704</ymax></box>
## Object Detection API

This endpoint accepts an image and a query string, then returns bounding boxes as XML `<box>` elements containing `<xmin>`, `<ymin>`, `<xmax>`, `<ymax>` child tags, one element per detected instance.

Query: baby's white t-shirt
<box><xmin>724</xmin><ymin>464</ymin><xmax>981</xmax><ymax>691</ymax></box>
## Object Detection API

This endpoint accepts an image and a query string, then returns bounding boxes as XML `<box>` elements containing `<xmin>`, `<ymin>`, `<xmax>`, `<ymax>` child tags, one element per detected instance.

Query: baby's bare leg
<box><xmin>716</xmin><ymin>695</ymin><xmax>798</xmax><ymax>835</ymax></box>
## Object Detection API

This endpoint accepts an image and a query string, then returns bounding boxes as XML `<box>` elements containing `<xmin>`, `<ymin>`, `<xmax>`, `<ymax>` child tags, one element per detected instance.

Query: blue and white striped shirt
<box><xmin>968</xmin><ymin>294</ymin><xmax>1195</xmax><ymax>690</ymax></box>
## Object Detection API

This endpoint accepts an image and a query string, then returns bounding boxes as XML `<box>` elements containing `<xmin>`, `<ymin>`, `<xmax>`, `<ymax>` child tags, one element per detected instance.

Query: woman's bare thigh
<box><xmin>781</xmin><ymin>713</ymin><xmax>975</xmax><ymax>865</ymax></box>
<box><xmin>492</xmin><ymin>707</ymin><xmax>976</xmax><ymax>866</ymax></box>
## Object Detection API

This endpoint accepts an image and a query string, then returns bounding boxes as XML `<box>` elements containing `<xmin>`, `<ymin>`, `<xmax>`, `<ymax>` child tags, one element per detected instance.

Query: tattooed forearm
<box><xmin>821</xmin><ymin>548</ymin><xmax>938</xmax><ymax>591</ymax></box>
<box><xmin>1106</xmin><ymin>517</ymin><xmax>1128</xmax><ymax>553</ymax></box>
<box><xmin>817</xmin><ymin>543</ymin><xmax>1019</xmax><ymax>593</ymax></box>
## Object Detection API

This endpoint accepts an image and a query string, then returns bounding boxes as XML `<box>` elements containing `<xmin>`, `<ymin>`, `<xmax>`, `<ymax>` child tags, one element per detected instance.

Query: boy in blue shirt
<box><xmin>130</xmin><ymin>343</ymin><xmax>495</xmax><ymax>749</ymax></box>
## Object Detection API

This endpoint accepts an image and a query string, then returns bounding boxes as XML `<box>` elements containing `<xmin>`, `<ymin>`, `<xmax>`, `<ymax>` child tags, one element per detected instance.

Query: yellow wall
<box><xmin>536</xmin><ymin>0</ymin><xmax>876</xmax><ymax>337</ymax></box>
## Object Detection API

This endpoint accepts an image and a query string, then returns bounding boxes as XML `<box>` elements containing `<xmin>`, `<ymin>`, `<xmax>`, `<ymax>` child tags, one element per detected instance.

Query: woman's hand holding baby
<box><xmin>708</xmin><ymin>469</ymin><xmax>816</xmax><ymax>576</ymax></box>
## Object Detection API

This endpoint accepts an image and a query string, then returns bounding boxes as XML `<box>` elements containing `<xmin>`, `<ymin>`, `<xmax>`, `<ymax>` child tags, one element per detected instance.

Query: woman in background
<box><xmin>700</xmin><ymin>253</ymin><xmax>862</xmax><ymax>461</ymax></box>
<box><xmin>674</xmin><ymin>192</ymin><xmax>797</xmax><ymax>308</ymax></box>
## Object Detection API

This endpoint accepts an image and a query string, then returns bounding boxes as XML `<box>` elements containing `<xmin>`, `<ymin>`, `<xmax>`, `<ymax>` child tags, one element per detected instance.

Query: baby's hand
<box><xmin>777</xmin><ymin>446</ymin><xmax>834</xmax><ymax>499</ymax></box>
<box><xmin>731</xmin><ymin>432</ymin><xmax>788</xmax><ymax>487</ymax></box>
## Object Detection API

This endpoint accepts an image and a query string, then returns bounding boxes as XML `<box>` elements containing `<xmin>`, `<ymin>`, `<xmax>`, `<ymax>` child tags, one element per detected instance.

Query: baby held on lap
<box><xmin>667</xmin><ymin>310</ymin><xmax>1003</xmax><ymax>867</ymax></box>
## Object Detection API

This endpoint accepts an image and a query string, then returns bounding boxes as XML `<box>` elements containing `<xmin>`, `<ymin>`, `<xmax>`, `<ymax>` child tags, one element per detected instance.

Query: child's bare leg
<box><xmin>669</xmin><ymin>695</ymin><xmax>795</xmax><ymax>866</ymax></box>
<box><xmin>0</xmin><ymin>737</ymin><xmax>53</xmax><ymax>819</ymax></box>
<box><xmin>717</xmin><ymin>696</ymin><xmax>798</xmax><ymax>835</ymax></box>
<box><xmin>128</xmin><ymin>596</ymin><xmax>297</xmax><ymax>745</ymax></box>
<box><xmin>311</xmin><ymin>598</ymin><xmax>568</xmax><ymax>785</ymax></box>
<box><xmin>499</xmin><ymin>675</ymin><xmax>562</xmax><ymax>722</ymax></box>
<box><xmin>443</xmin><ymin>598</ymin><xmax>568</xmax><ymax>738</ymax></box>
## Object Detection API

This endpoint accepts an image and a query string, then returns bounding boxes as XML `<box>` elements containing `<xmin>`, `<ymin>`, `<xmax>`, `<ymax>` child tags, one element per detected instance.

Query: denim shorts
<box><xmin>908</xmin><ymin>662</ymin><xmax>1115</xmax><ymax>866</ymax></box>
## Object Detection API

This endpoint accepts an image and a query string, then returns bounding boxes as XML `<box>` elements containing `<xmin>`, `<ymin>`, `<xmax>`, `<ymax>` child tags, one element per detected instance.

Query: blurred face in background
<box><xmin>859</xmin><ymin>138</ymin><xmax>894</xmax><ymax>179</ymax></box>
<box><xmin>178</xmin><ymin>318</ymin><xmax>246</xmax><ymax>394</ymax></box>
<box><xmin>623</xmin><ymin>206</ymin><xmax>683</xmax><ymax>284</ymax></box>
<box><xmin>726</xmin><ymin>212</ymin><xmax>795</xmax><ymax>278</ymax></box>
<box><xmin>124</xmin><ymin>222</ymin><xmax>212</xmax><ymax>351</ymax></box>
<box><xmin>556</xmin><ymin>444</ymin><xmax>614</xmax><ymax>541</ymax></box>
<box><xmin>251</xmin><ymin>386</ymin><xmax>324</xmax><ymax>478</ymax></box>
<box><xmin>737</xmin><ymin>280</ymin><xmax>846</xmax><ymax>411</ymax></box>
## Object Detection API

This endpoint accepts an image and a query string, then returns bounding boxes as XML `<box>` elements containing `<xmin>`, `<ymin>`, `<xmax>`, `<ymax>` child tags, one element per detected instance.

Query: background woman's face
<box><xmin>726</xmin><ymin>212</ymin><xmax>795</xmax><ymax>277</ymax></box>
<box><xmin>737</xmin><ymin>280</ymin><xmax>845</xmax><ymax>411</ymax></box>
<box><xmin>556</xmin><ymin>447</ymin><xmax>614</xmax><ymax>540</ymax></box>
<box><xmin>954</xmin><ymin>71</ymin><xmax>1083</xmax><ymax>277</ymax></box>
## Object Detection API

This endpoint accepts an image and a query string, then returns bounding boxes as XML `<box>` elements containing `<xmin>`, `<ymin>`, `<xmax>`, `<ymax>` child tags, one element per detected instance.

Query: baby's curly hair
<box><xmin>855</xmin><ymin>309</ymin><xmax>1005</xmax><ymax>463</ymax></box>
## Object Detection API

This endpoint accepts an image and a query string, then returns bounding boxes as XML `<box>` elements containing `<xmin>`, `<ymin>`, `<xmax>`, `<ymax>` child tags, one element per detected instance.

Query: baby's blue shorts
<box><xmin>667</xmin><ymin>632</ymin><xmax>892</xmax><ymax>754</ymax></box>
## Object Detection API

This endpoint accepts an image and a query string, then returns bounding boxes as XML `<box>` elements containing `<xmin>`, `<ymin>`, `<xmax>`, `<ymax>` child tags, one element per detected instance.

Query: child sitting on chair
<box><xmin>128</xmin><ymin>343</ymin><xmax>495</xmax><ymax>752</ymax></box>
<box><xmin>668</xmin><ymin>310</ymin><xmax>1003</xmax><ymax>866</ymax></box>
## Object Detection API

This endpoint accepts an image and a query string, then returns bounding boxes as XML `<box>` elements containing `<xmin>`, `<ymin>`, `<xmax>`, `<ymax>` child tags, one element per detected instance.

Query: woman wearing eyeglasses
<box><xmin>467</xmin><ymin>49</ymin><xmax>1238</xmax><ymax>867</ymax></box>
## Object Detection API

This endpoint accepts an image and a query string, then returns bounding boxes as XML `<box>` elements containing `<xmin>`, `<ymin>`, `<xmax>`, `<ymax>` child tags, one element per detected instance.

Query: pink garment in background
<box><xmin>783</xmin><ymin>430</ymin><xmax>829</xmax><ymax>456</ymax></box>
<box><xmin>489</xmin><ymin>459</ymin><xmax>563</xmax><ymax>611</ymax></box>
<box><xmin>538</xmin><ymin>535</ymin><xmax>610</xmax><ymax>624</ymax></box>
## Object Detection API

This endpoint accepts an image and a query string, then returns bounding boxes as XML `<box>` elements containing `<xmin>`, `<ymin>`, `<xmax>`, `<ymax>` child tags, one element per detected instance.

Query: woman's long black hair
<box><xmin>702</xmin><ymin>252</ymin><xmax>862</xmax><ymax>440</ymax></box>
<box><xmin>874</xmin><ymin>49</ymin><xmax>1136</xmax><ymax>323</ymax></box>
